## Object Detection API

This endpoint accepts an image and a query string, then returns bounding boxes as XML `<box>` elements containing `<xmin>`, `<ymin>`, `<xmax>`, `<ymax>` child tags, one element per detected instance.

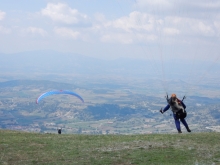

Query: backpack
<box><xmin>176</xmin><ymin>109</ymin><xmax>187</xmax><ymax>119</ymax></box>
<box><xmin>168</xmin><ymin>97</ymin><xmax>187</xmax><ymax>119</ymax></box>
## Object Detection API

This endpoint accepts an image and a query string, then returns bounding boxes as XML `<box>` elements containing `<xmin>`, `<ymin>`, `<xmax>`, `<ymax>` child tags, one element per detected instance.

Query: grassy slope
<box><xmin>0</xmin><ymin>130</ymin><xmax>220</xmax><ymax>165</ymax></box>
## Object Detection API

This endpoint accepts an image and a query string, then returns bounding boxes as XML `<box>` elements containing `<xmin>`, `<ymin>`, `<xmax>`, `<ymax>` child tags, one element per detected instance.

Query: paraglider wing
<box><xmin>36</xmin><ymin>90</ymin><xmax>84</xmax><ymax>104</ymax></box>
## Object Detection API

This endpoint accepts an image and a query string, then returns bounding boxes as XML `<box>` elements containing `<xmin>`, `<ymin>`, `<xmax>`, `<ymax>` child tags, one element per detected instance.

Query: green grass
<box><xmin>0</xmin><ymin>130</ymin><xmax>220</xmax><ymax>165</ymax></box>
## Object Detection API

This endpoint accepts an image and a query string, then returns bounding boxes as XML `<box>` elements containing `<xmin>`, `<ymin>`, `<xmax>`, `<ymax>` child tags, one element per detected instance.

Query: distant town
<box><xmin>1</xmin><ymin>77</ymin><xmax>220</xmax><ymax>134</ymax></box>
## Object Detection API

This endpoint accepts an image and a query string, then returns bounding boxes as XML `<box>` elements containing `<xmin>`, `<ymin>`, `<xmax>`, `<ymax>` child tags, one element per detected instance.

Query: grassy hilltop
<box><xmin>0</xmin><ymin>130</ymin><xmax>220</xmax><ymax>165</ymax></box>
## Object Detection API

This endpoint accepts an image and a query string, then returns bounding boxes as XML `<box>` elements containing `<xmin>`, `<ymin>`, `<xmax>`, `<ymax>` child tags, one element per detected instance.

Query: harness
<box><xmin>166</xmin><ymin>95</ymin><xmax>187</xmax><ymax>119</ymax></box>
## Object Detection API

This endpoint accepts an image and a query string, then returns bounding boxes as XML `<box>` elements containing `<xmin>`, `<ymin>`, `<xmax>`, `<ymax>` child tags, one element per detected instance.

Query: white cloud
<box><xmin>54</xmin><ymin>27</ymin><xmax>80</xmax><ymax>39</ymax></box>
<box><xmin>0</xmin><ymin>10</ymin><xmax>6</xmax><ymax>20</ymax></box>
<box><xmin>41</xmin><ymin>3</ymin><xmax>88</xmax><ymax>24</ymax></box>
<box><xmin>26</xmin><ymin>27</ymin><xmax>47</xmax><ymax>37</ymax></box>
<box><xmin>187</xmin><ymin>0</ymin><xmax>220</xmax><ymax>10</ymax></box>
<box><xmin>96</xmin><ymin>11</ymin><xmax>157</xmax><ymax>44</ymax></box>
<box><xmin>214</xmin><ymin>21</ymin><xmax>220</xmax><ymax>36</ymax></box>
<box><xmin>0</xmin><ymin>26</ymin><xmax>10</xmax><ymax>34</ymax></box>
<box><xmin>135</xmin><ymin>0</ymin><xmax>173</xmax><ymax>10</ymax></box>
<box><xmin>100</xmin><ymin>33</ymin><xmax>133</xmax><ymax>44</ymax></box>
<box><xmin>110</xmin><ymin>11</ymin><xmax>154</xmax><ymax>32</ymax></box>
<box><xmin>163</xmin><ymin>28</ymin><xmax>180</xmax><ymax>35</ymax></box>
<box><xmin>94</xmin><ymin>13</ymin><xmax>106</xmax><ymax>23</ymax></box>
<box><xmin>0</xmin><ymin>0</ymin><xmax>219</xmax><ymax>62</ymax></box>
<box><xmin>37</xmin><ymin>1</ymin><xmax>219</xmax><ymax>46</ymax></box>
<box><xmin>1</xmin><ymin>1</ymin><xmax>218</xmax><ymax>54</ymax></box>
<box><xmin>172</xmin><ymin>17</ymin><xmax>215</xmax><ymax>37</ymax></box>
<box><xmin>135</xmin><ymin>0</ymin><xmax>220</xmax><ymax>10</ymax></box>
<box><xmin>196</xmin><ymin>22</ymin><xmax>214</xmax><ymax>36</ymax></box>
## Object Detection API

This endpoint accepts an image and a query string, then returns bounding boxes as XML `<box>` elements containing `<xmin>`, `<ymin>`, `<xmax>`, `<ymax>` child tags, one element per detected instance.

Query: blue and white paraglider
<box><xmin>36</xmin><ymin>90</ymin><xmax>84</xmax><ymax>104</ymax></box>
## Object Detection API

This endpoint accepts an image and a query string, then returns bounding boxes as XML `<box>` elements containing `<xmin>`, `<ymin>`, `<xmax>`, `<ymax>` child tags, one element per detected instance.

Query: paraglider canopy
<box><xmin>36</xmin><ymin>90</ymin><xmax>84</xmax><ymax>104</ymax></box>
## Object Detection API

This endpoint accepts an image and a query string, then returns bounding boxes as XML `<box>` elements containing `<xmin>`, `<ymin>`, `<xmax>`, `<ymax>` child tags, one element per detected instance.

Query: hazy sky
<box><xmin>0</xmin><ymin>0</ymin><xmax>220</xmax><ymax>60</ymax></box>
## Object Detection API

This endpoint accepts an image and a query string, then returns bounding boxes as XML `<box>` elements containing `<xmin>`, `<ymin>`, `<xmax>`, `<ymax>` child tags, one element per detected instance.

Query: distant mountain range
<box><xmin>0</xmin><ymin>79</ymin><xmax>79</xmax><ymax>90</ymax></box>
<box><xmin>0</xmin><ymin>50</ymin><xmax>152</xmax><ymax>76</ymax></box>
<box><xmin>1</xmin><ymin>50</ymin><xmax>218</xmax><ymax>79</ymax></box>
